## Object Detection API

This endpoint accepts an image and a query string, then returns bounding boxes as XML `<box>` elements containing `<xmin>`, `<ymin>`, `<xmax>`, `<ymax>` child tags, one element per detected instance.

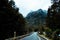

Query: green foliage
<box><xmin>47</xmin><ymin>0</ymin><xmax>60</xmax><ymax>31</ymax></box>
<box><xmin>9</xmin><ymin>0</ymin><xmax>15</xmax><ymax>7</ymax></box>
<box><xmin>46</xmin><ymin>1</ymin><xmax>60</xmax><ymax>39</ymax></box>
<box><xmin>52</xmin><ymin>29</ymin><xmax>60</xmax><ymax>40</ymax></box>
<box><xmin>45</xmin><ymin>28</ymin><xmax>52</xmax><ymax>38</ymax></box>
<box><xmin>0</xmin><ymin>0</ymin><xmax>26</xmax><ymax>40</ymax></box>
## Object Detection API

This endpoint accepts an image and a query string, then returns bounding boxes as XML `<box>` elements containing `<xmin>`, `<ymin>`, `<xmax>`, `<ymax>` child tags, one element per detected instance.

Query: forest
<box><xmin>0</xmin><ymin>0</ymin><xmax>60</xmax><ymax>40</ymax></box>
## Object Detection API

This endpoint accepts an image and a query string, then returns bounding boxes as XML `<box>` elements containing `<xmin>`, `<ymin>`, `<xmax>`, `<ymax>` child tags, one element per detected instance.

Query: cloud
<box><xmin>14</xmin><ymin>0</ymin><xmax>51</xmax><ymax>17</ymax></box>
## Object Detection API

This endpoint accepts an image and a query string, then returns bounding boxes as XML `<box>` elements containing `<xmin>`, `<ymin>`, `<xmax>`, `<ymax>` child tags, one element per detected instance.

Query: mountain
<box><xmin>25</xmin><ymin>9</ymin><xmax>47</xmax><ymax>28</ymax></box>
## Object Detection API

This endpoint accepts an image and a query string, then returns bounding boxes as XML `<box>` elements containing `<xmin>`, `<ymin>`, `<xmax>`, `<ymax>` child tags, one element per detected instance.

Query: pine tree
<box><xmin>0</xmin><ymin>0</ymin><xmax>26</xmax><ymax>40</ymax></box>
<box><xmin>47</xmin><ymin>0</ymin><xmax>60</xmax><ymax>31</ymax></box>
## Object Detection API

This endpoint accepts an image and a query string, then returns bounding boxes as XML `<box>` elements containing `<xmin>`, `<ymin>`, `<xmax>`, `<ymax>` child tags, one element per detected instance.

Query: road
<box><xmin>20</xmin><ymin>32</ymin><xmax>46</xmax><ymax>40</ymax></box>
<box><xmin>5</xmin><ymin>32</ymin><xmax>46</xmax><ymax>40</ymax></box>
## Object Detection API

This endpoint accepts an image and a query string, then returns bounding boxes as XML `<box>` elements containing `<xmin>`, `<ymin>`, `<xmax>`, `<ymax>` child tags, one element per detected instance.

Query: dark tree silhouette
<box><xmin>46</xmin><ymin>1</ymin><xmax>60</xmax><ymax>39</ymax></box>
<box><xmin>0</xmin><ymin>0</ymin><xmax>26</xmax><ymax>40</ymax></box>
<box><xmin>47</xmin><ymin>0</ymin><xmax>60</xmax><ymax>31</ymax></box>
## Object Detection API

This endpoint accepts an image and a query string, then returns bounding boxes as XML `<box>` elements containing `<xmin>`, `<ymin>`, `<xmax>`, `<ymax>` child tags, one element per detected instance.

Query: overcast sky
<box><xmin>14</xmin><ymin>0</ymin><xmax>51</xmax><ymax>17</ymax></box>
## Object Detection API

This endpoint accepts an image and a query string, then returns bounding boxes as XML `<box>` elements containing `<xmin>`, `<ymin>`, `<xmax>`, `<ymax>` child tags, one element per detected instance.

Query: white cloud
<box><xmin>14</xmin><ymin>0</ymin><xmax>51</xmax><ymax>17</ymax></box>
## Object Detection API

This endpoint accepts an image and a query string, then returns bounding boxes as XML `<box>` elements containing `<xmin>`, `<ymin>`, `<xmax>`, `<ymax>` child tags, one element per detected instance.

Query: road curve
<box><xmin>20</xmin><ymin>32</ymin><xmax>44</xmax><ymax>40</ymax></box>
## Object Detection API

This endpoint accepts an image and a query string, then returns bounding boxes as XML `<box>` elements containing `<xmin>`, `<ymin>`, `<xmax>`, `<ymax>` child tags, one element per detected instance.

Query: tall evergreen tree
<box><xmin>46</xmin><ymin>1</ymin><xmax>60</xmax><ymax>39</ymax></box>
<box><xmin>0</xmin><ymin>0</ymin><xmax>26</xmax><ymax>40</ymax></box>
<box><xmin>47</xmin><ymin>0</ymin><xmax>60</xmax><ymax>31</ymax></box>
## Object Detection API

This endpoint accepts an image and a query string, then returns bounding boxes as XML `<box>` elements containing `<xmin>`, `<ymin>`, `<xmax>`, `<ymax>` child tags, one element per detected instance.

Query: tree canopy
<box><xmin>47</xmin><ymin>0</ymin><xmax>60</xmax><ymax>31</ymax></box>
<box><xmin>0</xmin><ymin>0</ymin><xmax>26</xmax><ymax>40</ymax></box>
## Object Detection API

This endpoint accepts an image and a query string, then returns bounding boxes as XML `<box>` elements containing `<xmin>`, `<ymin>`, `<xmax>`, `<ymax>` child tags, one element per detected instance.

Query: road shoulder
<box><xmin>38</xmin><ymin>34</ymin><xmax>52</xmax><ymax>40</ymax></box>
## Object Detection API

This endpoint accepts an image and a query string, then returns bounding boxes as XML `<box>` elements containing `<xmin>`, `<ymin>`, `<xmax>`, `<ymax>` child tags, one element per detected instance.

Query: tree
<box><xmin>46</xmin><ymin>0</ymin><xmax>60</xmax><ymax>39</ymax></box>
<box><xmin>47</xmin><ymin>0</ymin><xmax>60</xmax><ymax>31</ymax></box>
<box><xmin>51</xmin><ymin>0</ymin><xmax>59</xmax><ymax>3</ymax></box>
<box><xmin>0</xmin><ymin>0</ymin><xmax>26</xmax><ymax>40</ymax></box>
<box><xmin>52</xmin><ymin>29</ymin><xmax>60</xmax><ymax>40</ymax></box>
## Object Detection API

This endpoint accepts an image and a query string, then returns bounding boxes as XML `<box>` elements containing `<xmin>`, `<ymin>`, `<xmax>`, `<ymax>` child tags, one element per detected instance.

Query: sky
<box><xmin>14</xmin><ymin>0</ymin><xmax>52</xmax><ymax>17</ymax></box>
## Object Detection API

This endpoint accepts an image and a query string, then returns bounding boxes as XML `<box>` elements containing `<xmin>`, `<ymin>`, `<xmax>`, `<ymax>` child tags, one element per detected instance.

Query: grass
<box><xmin>38</xmin><ymin>32</ymin><xmax>52</xmax><ymax>40</ymax></box>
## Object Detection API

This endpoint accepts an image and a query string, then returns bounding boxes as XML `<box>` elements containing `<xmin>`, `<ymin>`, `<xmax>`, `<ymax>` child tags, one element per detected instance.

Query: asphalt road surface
<box><xmin>20</xmin><ymin>32</ymin><xmax>46</xmax><ymax>40</ymax></box>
